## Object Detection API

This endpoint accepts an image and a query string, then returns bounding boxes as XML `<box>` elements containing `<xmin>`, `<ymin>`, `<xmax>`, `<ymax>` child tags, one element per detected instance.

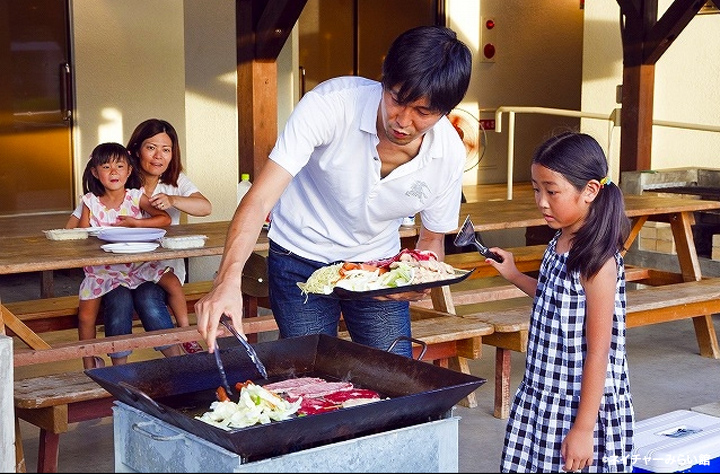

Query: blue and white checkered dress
<box><xmin>501</xmin><ymin>234</ymin><xmax>635</xmax><ymax>472</ymax></box>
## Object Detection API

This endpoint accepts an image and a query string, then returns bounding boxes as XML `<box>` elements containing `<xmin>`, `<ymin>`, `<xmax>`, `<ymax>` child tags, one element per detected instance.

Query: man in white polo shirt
<box><xmin>196</xmin><ymin>25</ymin><xmax>472</xmax><ymax>357</ymax></box>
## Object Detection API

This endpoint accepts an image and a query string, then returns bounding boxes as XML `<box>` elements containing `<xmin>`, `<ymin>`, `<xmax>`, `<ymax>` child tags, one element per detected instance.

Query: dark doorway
<box><xmin>298</xmin><ymin>0</ymin><xmax>441</xmax><ymax>96</ymax></box>
<box><xmin>0</xmin><ymin>0</ymin><xmax>74</xmax><ymax>217</ymax></box>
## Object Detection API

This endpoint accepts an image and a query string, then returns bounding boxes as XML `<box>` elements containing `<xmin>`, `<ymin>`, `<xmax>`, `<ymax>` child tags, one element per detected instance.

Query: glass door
<box><xmin>0</xmin><ymin>0</ymin><xmax>73</xmax><ymax>216</ymax></box>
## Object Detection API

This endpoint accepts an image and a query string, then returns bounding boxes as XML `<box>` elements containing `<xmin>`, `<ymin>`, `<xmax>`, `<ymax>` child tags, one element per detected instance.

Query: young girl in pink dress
<box><xmin>77</xmin><ymin>142</ymin><xmax>190</xmax><ymax>369</ymax></box>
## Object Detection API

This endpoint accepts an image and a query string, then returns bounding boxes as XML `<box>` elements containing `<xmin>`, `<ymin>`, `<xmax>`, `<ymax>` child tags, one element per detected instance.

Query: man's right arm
<box><xmin>195</xmin><ymin>161</ymin><xmax>293</xmax><ymax>352</ymax></box>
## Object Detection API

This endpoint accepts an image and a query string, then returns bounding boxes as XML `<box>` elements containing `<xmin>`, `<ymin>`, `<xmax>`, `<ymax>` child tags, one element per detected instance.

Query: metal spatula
<box><xmin>453</xmin><ymin>215</ymin><xmax>503</xmax><ymax>262</ymax></box>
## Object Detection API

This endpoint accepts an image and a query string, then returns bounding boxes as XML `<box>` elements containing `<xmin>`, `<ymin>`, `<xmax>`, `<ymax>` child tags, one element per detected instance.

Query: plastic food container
<box><xmin>159</xmin><ymin>235</ymin><xmax>208</xmax><ymax>249</ymax></box>
<box><xmin>43</xmin><ymin>229</ymin><xmax>90</xmax><ymax>240</ymax></box>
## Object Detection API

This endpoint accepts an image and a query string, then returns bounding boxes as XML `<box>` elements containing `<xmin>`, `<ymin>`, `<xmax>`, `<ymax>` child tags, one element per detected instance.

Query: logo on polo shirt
<box><xmin>406</xmin><ymin>180</ymin><xmax>431</xmax><ymax>204</ymax></box>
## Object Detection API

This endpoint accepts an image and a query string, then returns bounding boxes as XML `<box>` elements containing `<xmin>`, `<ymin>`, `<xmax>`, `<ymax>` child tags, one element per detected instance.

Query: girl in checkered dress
<box><xmin>486</xmin><ymin>132</ymin><xmax>635</xmax><ymax>472</ymax></box>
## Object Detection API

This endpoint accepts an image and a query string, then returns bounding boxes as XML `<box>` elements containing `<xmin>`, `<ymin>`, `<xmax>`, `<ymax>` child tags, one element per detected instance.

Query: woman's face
<box><xmin>137</xmin><ymin>132</ymin><xmax>173</xmax><ymax>179</ymax></box>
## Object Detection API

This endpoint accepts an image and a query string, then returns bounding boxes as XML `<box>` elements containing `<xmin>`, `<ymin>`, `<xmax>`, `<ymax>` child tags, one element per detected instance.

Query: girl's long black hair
<box><xmin>532</xmin><ymin>131</ymin><xmax>630</xmax><ymax>280</ymax></box>
<box><xmin>82</xmin><ymin>142</ymin><xmax>140</xmax><ymax>196</ymax></box>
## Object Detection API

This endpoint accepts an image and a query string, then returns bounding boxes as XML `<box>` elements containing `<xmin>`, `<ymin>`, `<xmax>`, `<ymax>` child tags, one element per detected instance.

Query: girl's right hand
<box><xmin>484</xmin><ymin>247</ymin><xmax>518</xmax><ymax>279</ymax></box>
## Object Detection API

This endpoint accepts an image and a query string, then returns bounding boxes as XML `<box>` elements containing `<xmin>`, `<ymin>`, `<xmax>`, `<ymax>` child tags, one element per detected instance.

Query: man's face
<box><xmin>379</xmin><ymin>87</ymin><xmax>445</xmax><ymax>146</ymax></box>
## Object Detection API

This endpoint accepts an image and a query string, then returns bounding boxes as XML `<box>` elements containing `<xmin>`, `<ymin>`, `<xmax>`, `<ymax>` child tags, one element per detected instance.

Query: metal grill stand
<box><xmin>113</xmin><ymin>402</ymin><xmax>460</xmax><ymax>472</ymax></box>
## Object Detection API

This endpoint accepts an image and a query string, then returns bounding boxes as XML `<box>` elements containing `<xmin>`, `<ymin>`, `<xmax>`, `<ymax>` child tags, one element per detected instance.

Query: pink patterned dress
<box><xmin>78</xmin><ymin>188</ymin><xmax>169</xmax><ymax>301</ymax></box>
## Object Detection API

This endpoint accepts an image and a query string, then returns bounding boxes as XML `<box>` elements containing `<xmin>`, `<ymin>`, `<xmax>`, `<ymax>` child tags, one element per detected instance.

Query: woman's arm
<box><xmin>162</xmin><ymin>191</ymin><xmax>212</xmax><ymax>217</ymax></box>
<box><xmin>560</xmin><ymin>256</ymin><xmax>617</xmax><ymax>472</ymax></box>
<box><xmin>117</xmin><ymin>194</ymin><xmax>171</xmax><ymax>227</ymax></box>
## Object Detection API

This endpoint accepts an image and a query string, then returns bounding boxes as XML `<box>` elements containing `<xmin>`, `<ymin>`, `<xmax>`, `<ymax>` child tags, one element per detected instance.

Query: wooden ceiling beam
<box><xmin>616</xmin><ymin>0</ymin><xmax>706</xmax><ymax>175</ymax></box>
<box><xmin>236</xmin><ymin>0</ymin><xmax>307</xmax><ymax>181</ymax></box>
<box><xmin>644</xmin><ymin>0</ymin><xmax>705</xmax><ymax>64</ymax></box>
<box><xmin>255</xmin><ymin>0</ymin><xmax>307</xmax><ymax>59</ymax></box>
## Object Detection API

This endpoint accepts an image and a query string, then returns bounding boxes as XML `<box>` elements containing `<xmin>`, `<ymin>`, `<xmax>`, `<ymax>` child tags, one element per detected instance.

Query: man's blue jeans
<box><xmin>102</xmin><ymin>282</ymin><xmax>176</xmax><ymax>360</ymax></box>
<box><xmin>267</xmin><ymin>240</ymin><xmax>412</xmax><ymax>357</ymax></box>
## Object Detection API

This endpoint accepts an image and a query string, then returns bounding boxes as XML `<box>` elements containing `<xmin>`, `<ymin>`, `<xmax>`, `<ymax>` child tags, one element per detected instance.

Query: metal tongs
<box><xmin>453</xmin><ymin>215</ymin><xmax>503</xmax><ymax>263</ymax></box>
<box><xmin>219</xmin><ymin>314</ymin><xmax>268</xmax><ymax>379</ymax></box>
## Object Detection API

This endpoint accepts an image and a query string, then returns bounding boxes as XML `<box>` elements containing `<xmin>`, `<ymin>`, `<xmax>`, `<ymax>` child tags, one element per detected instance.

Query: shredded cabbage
<box><xmin>196</xmin><ymin>382</ymin><xmax>302</xmax><ymax>430</ymax></box>
<box><xmin>296</xmin><ymin>263</ymin><xmax>343</xmax><ymax>295</ymax></box>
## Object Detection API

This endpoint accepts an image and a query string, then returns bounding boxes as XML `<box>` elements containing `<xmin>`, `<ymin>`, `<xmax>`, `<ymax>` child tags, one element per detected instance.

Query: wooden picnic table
<box><xmin>2</xmin><ymin>192</ymin><xmax>720</xmax><ymax>355</ymax></box>
<box><xmin>440</xmin><ymin>193</ymin><xmax>720</xmax><ymax>359</ymax></box>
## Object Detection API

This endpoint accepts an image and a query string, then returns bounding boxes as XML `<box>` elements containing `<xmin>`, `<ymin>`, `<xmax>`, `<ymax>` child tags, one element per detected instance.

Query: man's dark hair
<box><xmin>381</xmin><ymin>25</ymin><xmax>472</xmax><ymax>115</ymax></box>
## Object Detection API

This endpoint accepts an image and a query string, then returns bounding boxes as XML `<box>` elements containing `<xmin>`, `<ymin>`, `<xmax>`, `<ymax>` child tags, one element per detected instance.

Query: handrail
<box><xmin>482</xmin><ymin>105</ymin><xmax>720</xmax><ymax>199</ymax></box>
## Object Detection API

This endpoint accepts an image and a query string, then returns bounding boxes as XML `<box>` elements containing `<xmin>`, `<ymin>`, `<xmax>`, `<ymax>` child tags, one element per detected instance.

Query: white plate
<box><xmin>88</xmin><ymin>226</ymin><xmax>121</xmax><ymax>236</ymax></box>
<box><xmin>101</xmin><ymin>242</ymin><xmax>160</xmax><ymax>254</ymax></box>
<box><xmin>97</xmin><ymin>227</ymin><xmax>166</xmax><ymax>242</ymax></box>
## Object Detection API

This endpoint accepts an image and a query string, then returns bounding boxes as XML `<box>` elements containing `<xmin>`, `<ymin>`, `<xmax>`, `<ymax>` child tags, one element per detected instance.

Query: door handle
<box><xmin>59</xmin><ymin>62</ymin><xmax>72</xmax><ymax>121</ymax></box>
<box><xmin>299</xmin><ymin>65</ymin><xmax>306</xmax><ymax>97</ymax></box>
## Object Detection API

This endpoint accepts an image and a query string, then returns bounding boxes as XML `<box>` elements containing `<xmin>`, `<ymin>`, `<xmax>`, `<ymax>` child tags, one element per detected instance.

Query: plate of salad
<box><xmin>297</xmin><ymin>248</ymin><xmax>475</xmax><ymax>300</ymax></box>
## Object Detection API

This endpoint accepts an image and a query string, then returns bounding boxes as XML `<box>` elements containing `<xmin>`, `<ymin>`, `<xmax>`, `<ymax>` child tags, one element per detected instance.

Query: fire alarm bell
<box><xmin>481</xmin><ymin>17</ymin><xmax>496</xmax><ymax>63</ymax></box>
<box><xmin>483</xmin><ymin>43</ymin><xmax>496</xmax><ymax>60</ymax></box>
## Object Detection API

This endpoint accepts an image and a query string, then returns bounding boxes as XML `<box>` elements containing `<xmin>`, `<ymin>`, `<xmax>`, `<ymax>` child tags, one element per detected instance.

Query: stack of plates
<box><xmin>101</xmin><ymin>242</ymin><xmax>159</xmax><ymax>254</ymax></box>
<box><xmin>96</xmin><ymin>227</ymin><xmax>166</xmax><ymax>242</ymax></box>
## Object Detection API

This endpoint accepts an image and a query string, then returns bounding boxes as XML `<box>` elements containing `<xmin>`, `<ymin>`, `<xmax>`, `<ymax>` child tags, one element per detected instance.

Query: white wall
<box><xmin>72</xmin><ymin>0</ymin><xmax>239</xmax><ymax>281</ymax></box>
<box><xmin>447</xmin><ymin>0</ymin><xmax>585</xmax><ymax>185</ymax></box>
<box><xmin>0</xmin><ymin>336</ymin><xmax>13</xmax><ymax>473</ymax></box>
<box><xmin>71</xmin><ymin>0</ymin><xmax>238</xmax><ymax>226</ymax></box>
<box><xmin>582</xmin><ymin>0</ymin><xmax>720</xmax><ymax>178</ymax></box>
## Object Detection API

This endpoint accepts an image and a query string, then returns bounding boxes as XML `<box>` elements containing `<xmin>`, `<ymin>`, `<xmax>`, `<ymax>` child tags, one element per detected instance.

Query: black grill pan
<box><xmin>86</xmin><ymin>334</ymin><xmax>485</xmax><ymax>461</ymax></box>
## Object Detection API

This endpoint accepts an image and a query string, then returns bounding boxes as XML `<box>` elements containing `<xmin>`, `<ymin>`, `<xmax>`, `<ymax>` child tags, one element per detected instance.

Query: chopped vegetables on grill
<box><xmin>197</xmin><ymin>377</ymin><xmax>383</xmax><ymax>429</ymax></box>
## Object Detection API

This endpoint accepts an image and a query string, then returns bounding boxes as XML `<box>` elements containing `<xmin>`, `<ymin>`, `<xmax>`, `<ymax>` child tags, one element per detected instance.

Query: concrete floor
<box><xmin>8</xmin><ymin>267</ymin><xmax>720</xmax><ymax>472</ymax></box>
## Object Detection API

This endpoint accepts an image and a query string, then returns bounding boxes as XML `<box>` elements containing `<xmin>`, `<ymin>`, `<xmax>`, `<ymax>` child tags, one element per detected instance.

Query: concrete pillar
<box><xmin>0</xmin><ymin>335</ymin><xmax>14</xmax><ymax>472</ymax></box>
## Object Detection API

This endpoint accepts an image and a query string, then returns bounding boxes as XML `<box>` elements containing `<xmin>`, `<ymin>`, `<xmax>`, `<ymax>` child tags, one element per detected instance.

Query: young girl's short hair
<box><xmin>532</xmin><ymin>131</ymin><xmax>631</xmax><ymax>279</ymax></box>
<box><xmin>82</xmin><ymin>142</ymin><xmax>140</xmax><ymax>196</ymax></box>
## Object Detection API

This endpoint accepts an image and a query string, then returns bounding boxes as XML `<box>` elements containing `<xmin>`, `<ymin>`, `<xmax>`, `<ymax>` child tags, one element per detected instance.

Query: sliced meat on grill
<box><xmin>283</xmin><ymin>381</ymin><xmax>354</xmax><ymax>399</ymax></box>
<box><xmin>262</xmin><ymin>377</ymin><xmax>325</xmax><ymax>392</ymax></box>
<box><xmin>323</xmin><ymin>388</ymin><xmax>380</xmax><ymax>404</ymax></box>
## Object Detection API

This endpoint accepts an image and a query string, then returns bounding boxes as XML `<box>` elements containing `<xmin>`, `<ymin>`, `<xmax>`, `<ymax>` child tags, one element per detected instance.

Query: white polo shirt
<box><xmin>268</xmin><ymin>76</ymin><xmax>465</xmax><ymax>264</ymax></box>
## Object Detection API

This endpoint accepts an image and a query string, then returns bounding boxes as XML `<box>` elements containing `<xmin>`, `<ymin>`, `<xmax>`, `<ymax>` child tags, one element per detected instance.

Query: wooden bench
<box><xmin>447</xmin><ymin>277</ymin><xmax>720</xmax><ymax>419</ymax></box>
<box><xmin>13</xmin><ymin>315</ymin><xmax>279</xmax><ymax>473</ymax></box>
<box><xmin>338</xmin><ymin>308</ymin><xmax>495</xmax><ymax>409</ymax></box>
<box><xmin>4</xmin><ymin>280</ymin><xmax>270</xmax><ymax>335</ymax></box>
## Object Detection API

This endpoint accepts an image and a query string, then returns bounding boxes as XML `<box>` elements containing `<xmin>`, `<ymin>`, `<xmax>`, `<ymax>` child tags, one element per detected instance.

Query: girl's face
<box><xmin>137</xmin><ymin>132</ymin><xmax>173</xmax><ymax>179</ymax></box>
<box><xmin>93</xmin><ymin>157</ymin><xmax>132</xmax><ymax>191</ymax></box>
<box><xmin>379</xmin><ymin>87</ymin><xmax>444</xmax><ymax>146</ymax></box>
<box><xmin>531</xmin><ymin>163</ymin><xmax>593</xmax><ymax>235</ymax></box>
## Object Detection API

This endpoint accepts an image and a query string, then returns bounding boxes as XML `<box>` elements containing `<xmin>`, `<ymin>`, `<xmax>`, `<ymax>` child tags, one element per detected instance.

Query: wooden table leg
<box><xmin>40</xmin><ymin>271</ymin><xmax>55</xmax><ymax>298</ymax></box>
<box><xmin>37</xmin><ymin>430</ymin><xmax>60</xmax><ymax>473</ymax></box>
<box><xmin>494</xmin><ymin>347</ymin><xmax>512</xmax><ymax>419</ymax></box>
<box><xmin>670</xmin><ymin>211</ymin><xmax>720</xmax><ymax>359</ymax></box>
<box><xmin>15</xmin><ymin>417</ymin><xmax>27</xmax><ymax>473</ymax></box>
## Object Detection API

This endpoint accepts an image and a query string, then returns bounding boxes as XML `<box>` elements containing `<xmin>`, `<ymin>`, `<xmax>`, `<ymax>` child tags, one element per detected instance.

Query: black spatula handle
<box><xmin>478</xmin><ymin>246</ymin><xmax>503</xmax><ymax>263</ymax></box>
